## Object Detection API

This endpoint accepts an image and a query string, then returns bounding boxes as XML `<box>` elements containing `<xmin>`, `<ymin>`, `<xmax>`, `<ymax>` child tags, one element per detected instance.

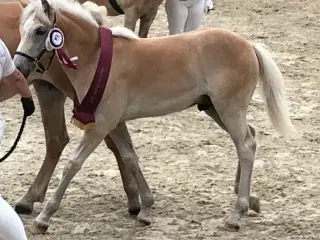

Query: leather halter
<box><xmin>14</xmin><ymin>14</ymin><xmax>57</xmax><ymax>74</ymax></box>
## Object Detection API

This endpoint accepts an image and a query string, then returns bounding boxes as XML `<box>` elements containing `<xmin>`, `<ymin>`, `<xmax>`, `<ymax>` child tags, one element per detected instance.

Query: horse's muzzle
<box><xmin>13</xmin><ymin>54</ymin><xmax>33</xmax><ymax>78</ymax></box>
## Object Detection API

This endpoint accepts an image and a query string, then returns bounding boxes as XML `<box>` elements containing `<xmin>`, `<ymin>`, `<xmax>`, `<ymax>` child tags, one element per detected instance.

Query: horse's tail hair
<box><xmin>82</xmin><ymin>1</ymin><xmax>107</xmax><ymax>26</ymax></box>
<box><xmin>252</xmin><ymin>42</ymin><xmax>295</xmax><ymax>140</ymax></box>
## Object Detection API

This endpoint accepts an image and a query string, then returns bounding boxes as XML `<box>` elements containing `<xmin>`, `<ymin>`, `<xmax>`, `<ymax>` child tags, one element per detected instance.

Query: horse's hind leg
<box><xmin>104</xmin><ymin>126</ymin><xmax>141</xmax><ymax>215</ymax></box>
<box><xmin>204</xmin><ymin>107</ymin><xmax>260</xmax><ymax>214</ymax></box>
<box><xmin>234</xmin><ymin>125</ymin><xmax>255</xmax><ymax>194</ymax></box>
<box><xmin>15</xmin><ymin>80</ymin><xmax>69</xmax><ymax>214</ymax></box>
<box><xmin>201</xmin><ymin>99</ymin><xmax>258</xmax><ymax>230</ymax></box>
<box><xmin>204</xmin><ymin>107</ymin><xmax>255</xmax><ymax>194</ymax></box>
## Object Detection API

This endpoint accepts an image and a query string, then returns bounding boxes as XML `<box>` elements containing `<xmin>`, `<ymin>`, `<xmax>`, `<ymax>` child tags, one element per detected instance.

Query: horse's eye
<box><xmin>35</xmin><ymin>27</ymin><xmax>46</xmax><ymax>35</ymax></box>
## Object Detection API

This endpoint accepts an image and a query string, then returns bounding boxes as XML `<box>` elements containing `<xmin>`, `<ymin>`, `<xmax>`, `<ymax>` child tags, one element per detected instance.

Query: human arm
<box><xmin>2</xmin><ymin>69</ymin><xmax>35</xmax><ymax>116</ymax></box>
<box><xmin>0</xmin><ymin>77</ymin><xmax>19</xmax><ymax>102</ymax></box>
<box><xmin>2</xmin><ymin>68</ymin><xmax>33</xmax><ymax>98</ymax></box>
<box><xmin>1</xmin><ymin>40</ymin><xmax>35</xmax><ymax>116</ymax></box>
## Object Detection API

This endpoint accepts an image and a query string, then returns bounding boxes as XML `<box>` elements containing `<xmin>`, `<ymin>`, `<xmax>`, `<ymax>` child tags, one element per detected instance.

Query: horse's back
<box><xmin>0</xmin><ymin>1</ymin><xmax>22</xmax><ymax>56</ymax></box>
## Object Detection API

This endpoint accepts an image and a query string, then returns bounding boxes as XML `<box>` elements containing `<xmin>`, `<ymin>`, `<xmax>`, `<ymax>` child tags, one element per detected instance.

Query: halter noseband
<box><xmin>14</xmin><ymin>14</ymin><xmax>57</xmax><ymax>74</ymax></box>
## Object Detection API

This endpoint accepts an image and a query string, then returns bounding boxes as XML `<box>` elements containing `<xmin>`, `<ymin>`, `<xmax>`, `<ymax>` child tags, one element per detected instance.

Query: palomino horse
<box><xmin>1</xmin><ymin>0</ymin><xmax>164</xmax><ymax>38</ymax></box>
<box><xmin>0</xmin><ymin>0</ymin><xmax>146</xmax><ymax>224</ymax></box>
<box><xmin>1</xmin><ymin>1</ymin><xmax>216</xmax><ymax>234</ymax></box>
<box><xmin>14</xmin><ymin>0</ymin><xmax>294</xmax><ymax>233</ymax></box>
<box><xmin>1</xmin><ymin>0</ymin><xmax>161</xmax><ymax>220</ymax></box>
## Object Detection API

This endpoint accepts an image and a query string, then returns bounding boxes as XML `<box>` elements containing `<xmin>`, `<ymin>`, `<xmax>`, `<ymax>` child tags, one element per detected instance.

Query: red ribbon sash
<box><xmin>71</xmin><ymin>27</ymin><xmax>113</xmax><ymax>130</ymax></box>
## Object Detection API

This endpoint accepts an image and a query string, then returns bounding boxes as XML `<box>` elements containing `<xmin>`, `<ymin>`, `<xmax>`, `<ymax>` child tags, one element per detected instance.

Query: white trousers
<box><xmin>0</xmin><ymin>196</ymin><xmax>28</xmax><ymax>240</ymax></box>
<box><xmin>165</xmin><ymin>0</ymin><xmax>205</xmax><ymax>35</ymax></box>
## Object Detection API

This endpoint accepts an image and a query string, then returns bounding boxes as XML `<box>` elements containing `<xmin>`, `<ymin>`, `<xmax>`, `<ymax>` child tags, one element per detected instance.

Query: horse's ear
<box><xmin>41</xmin><ymin>0</ymin><xmax>52</xmax><ymax>17</ymax></box>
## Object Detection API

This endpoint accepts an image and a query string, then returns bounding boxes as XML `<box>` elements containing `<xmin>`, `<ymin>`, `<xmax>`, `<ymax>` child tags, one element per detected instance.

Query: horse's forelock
<box><xmin>20</xmin><ymin>1</ymin><xmax>51</xmax><ymax>32</ymax></box>
<box><xmin>21</xmin><ymin>0</ymin><xmax>99</xmax><ymax>31</ymax></box>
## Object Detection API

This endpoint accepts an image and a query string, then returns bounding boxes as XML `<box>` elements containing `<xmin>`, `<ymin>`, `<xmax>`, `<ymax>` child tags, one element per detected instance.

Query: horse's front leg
<box><xmin>32</xmin><ymin>126</ymin><xmax>110</xmax><ymax>234</ymax></box>
<box><xmin>15</xmin><ymin>80</ymin><xmax>69</xmax><ymax>214</ymax></box>
<box><xmin>104</xmin><ymin>124</ymin><xmax>141</xmax><ymax>215</ymax></box>
<box><xmin>109</xmin><ymin>123</ymin><xmax>154</xmax><ymax>225</ymax></box>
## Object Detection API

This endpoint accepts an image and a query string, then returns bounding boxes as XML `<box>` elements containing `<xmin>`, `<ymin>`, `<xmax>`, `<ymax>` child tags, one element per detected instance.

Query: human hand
<box><xmin>21</xmin><ymin>97</ymin><xmax>35</xmax><ymax>116</ymax></box>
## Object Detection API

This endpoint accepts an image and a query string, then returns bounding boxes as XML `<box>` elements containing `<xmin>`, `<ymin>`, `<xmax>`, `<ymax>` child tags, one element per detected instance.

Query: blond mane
<box><xmin>21</xmin><ymin>0</ymin><xmax>98</xmax><ymax>28</ymax></box>
<box><xmin>82</xmin><ymin>1</ymin><xmax>138</xmax><ymax>39</ymax></box>
<box><xmin>21</xmin><ymin>0</ymin><xmax>138</xmax><ymax>39</ymax></box>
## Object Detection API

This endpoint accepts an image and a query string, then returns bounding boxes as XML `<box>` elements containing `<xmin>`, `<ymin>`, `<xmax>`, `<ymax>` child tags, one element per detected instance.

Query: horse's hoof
<box><xmin>249</xmin><ymin>196</ymin><xmax>261</xmax><ymax>214</ymax></box>
<box><xmin>224</xmin><ymin>218</ymin><xmax>240</xmax><ymax>232</ymax></box>
<box><xmin>128</xmin><ymin>207</ymin><xmax>141</xmax><ymax>216</ymax></box>
<box><xmin>137</xmin><ymin>213</ymin><xmax>151</xmax><ymax>226</ymax></box>
<box><xmin>15</xmin><ymin>204</ymin><xmax>33</xmax><ymax>215</ymax></box>
<box><xmin>31</xmin><ymin>220</ymin><xmax>49</xmax><ymax>234</ymax></box>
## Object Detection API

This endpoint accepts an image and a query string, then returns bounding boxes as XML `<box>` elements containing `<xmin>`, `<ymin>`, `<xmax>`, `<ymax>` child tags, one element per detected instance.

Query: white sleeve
<box><xmin>0</xmin><ymin>40</ymin><xmax>16</xmax><ymax>78</ymax></box>
<box><xmin>0</xmin><ymin>196</ymin><xmax>28</xmax><ymax>240</ymax></box>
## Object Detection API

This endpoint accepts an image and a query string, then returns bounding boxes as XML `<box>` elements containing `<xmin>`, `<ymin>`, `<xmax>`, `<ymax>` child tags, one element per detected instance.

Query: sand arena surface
<box><xmin>0</xmin><ymin>0</ymin><xmax>319</xmax><ymax>239</ymax></box>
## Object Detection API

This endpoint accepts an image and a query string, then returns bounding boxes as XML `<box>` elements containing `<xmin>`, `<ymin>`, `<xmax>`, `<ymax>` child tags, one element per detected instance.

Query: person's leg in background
<box><xmin>184</xmin><ymin>0</ymin><xmax>206</xmax><ymax>32</ymax></box>
<box><xmin>165</xmin><ymin>0</ymin><xmax>189</xmax><ymax>35</ymax></box>
<box><xmin>0</xmin><ymin>196</ymin><xmax>28</xmax><ymax>240</ymax></box>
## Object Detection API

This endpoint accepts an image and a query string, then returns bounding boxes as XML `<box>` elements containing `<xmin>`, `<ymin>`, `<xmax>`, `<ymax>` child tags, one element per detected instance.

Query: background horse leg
<box><xmin>138</xmin><ymin>10</ymin><xmax>158</xmax><ymax>38</ymax></box>
<box><xmin>123</xmin><ymin>8</ymin><xmax>139</xmax><ymax>34</ymax></box>
<box><xmin>105</xmin><ymin>126</ymin><xmax>141</xmax><ymax>215</ymax></box>
<box><xmin>15</xmin><ymin>80</ymin><xmax>69</xmax><ymax>215</ymax></box>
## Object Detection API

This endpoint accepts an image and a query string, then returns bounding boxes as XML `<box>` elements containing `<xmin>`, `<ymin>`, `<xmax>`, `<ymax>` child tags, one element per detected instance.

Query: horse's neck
<box><xmin>46</xmin><ymin>58</ymin><xmax>77</xmax><ymax>101</ymax></box>
<box><xmin>60</xmin><ymin>48</ymin><xmax>100</xmax><ymax>103</ymax></box>
<box><xmin>56</xmin><ymin>12</ymin><xmax>100</xmax><ymax>103</ymax></box>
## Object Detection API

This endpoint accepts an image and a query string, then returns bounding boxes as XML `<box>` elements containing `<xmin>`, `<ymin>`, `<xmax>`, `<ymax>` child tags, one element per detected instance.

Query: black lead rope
<box><xmin>0</xmin><ymin>113</ymin><xmax>27</xmax><ymax>162</ymax></box>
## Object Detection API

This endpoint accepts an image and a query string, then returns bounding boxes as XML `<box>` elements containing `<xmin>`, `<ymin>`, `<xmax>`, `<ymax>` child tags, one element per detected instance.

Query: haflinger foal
<box><xmin>14</xmin><ymin>0</ymin><xmax>295</xmax><ymax>234</ymax></box>
<box><xmin>1</xmin><ymin>0</ymin><xmax>144</xmax><ymax>221</ymax></box>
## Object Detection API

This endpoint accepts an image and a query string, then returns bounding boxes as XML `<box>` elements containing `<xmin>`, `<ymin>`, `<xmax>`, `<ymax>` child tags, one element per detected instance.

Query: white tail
<box><xmin>252</xmin><ymin>42</ymin><xmax>295</xmax><ymax>139</ymax></box>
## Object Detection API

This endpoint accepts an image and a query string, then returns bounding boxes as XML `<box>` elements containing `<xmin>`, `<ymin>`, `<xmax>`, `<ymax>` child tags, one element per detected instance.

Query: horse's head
<box><xmin>13</xmin><ymin>0</ymin><xmax>57</xmax><ymax>78</ymax></box>
<box><xmin>13</xmin><ymin>0</ymin><xmax>107</xmax><ymax>78</ymax></box>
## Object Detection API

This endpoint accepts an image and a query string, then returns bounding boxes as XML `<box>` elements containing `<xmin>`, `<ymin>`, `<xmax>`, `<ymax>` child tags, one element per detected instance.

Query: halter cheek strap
<box><xmin>14</xmin><ymin>49</ymin><xmax>51</xmax><ymax>74</ymax></box>
<box><xmin>14</xmin><ymin>13</ymin><xmax>78</xmax><ymax>74</ymax></box>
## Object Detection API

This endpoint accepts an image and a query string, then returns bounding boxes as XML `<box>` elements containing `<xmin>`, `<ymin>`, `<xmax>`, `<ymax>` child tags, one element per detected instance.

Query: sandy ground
<box><xmin>1</xmin><ymin>0</ymin><xmax>320</xmax><ymax>239</ymax></box>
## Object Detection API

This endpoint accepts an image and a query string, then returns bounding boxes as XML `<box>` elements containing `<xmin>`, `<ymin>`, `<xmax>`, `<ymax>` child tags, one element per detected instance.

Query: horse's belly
<box><xmin>122</xmin><ymin>90</ymin><xmax>200</xmax><ymax>121</ymax></box>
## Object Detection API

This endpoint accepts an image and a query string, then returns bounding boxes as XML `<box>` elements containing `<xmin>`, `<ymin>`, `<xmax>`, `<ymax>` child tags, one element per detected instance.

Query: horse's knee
<box><xmin>46</xmin><ymin>134</ymin><xmax>69</xmax><ymax>157</ymax></box>
<box><xmin>62</xmin><ymin>159</ymin><xmax>82</xmax><ymax>177</ymax></box>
